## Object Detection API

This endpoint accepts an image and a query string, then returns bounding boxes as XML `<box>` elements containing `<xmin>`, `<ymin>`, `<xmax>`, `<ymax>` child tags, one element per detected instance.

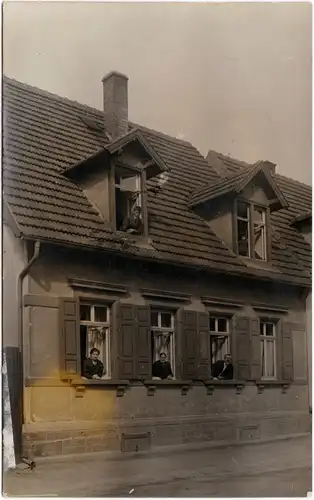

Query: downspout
<box><xmin>17</xmin><ymin>240</ymin><xmax>41</xmax><ymax>461</ymax></box>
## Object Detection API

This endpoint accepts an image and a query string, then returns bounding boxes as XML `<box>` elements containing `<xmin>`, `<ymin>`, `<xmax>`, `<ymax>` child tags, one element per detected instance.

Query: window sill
<box><xmin>70</xmin><ymin>379</ymin><xmax>130</xmax><ymax>397</ymax></box>
<box><xmin>254</xmin><ymin>380</ymin><xmax>291</xmax><ymax>394</ymax></box>
<box><xmin>201</xmin><ymin>379</ymin><xmax>245</xmax><ymax>395</ymax></box>
<box><xmin>142</xmin><ymin>379</ymin><xmax>192</xmax><ymax>396</ymax></box>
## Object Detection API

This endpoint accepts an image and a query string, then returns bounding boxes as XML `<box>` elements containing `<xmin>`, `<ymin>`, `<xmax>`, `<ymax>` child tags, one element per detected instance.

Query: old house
<box><xmin>3</xmin><ymin>72</ymin><xmax>312</xmax><ymax>458</ymax></box>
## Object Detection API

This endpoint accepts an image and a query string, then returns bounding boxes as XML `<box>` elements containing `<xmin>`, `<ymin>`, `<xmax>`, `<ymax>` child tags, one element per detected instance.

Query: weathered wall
<box><xmin>22</xmin><ymin>246</ymin><xmax>310</xmax><ymax>457</ymax></box>
<box><xmin>3</xmin><ymin>224</ymin><xmax>26</xmax><ymax>347</ymax></box>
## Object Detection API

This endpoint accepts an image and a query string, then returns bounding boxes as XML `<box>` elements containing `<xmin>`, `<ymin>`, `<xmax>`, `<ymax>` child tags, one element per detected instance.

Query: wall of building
<box><xmin>3</xmin><ymin>224</ymin><xmax>26</xmax><ymax>347</ymax></box>
<box><xmin>22</xmin><ymin>245</ymin><xmax>310</xmax><ymax>457</ymax></box>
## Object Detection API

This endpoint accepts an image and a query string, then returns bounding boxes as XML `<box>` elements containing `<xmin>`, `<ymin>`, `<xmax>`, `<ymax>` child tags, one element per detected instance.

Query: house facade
<box><xmin>3</xmin><ymin>72</ymin><xmax>312</xmax><ymax>458</ymax></box>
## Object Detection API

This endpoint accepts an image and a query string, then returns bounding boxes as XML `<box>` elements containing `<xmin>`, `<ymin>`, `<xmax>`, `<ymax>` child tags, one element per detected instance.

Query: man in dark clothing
<box><xmin>211</xmin><ymin>354</ymin><xmax>234</xmax><ymax>380</ymax></box>
<box><xmin>83</xmin><ymin>348</ymin><xmax>104</xmax><ymax>379</ymax></box>
<box><xmin>152</xmin><ymin>352</ymin><xmax>173</xmax><ymax>380</ymax></box>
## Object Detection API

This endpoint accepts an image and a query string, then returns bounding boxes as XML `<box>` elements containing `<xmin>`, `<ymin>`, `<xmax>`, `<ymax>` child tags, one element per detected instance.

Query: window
<box><xmin>260</xmin><ymin>320</ymin><xmax>276</xmax><ymax>379</ymax></box>
<box><xmin>236</xmin><ymin>201</ymin><xmax>267</xmax><ymax>260</ymax></box>
<box><xmin>115</xmin><ymin>165</ymin><xmax>142</xmax><ymax>234</ymax></box>
<box><xmin>80</xmin><ymin>303</ymin><xmax>110</xmax><ymax>378</ymax></box>
<box><xmin>151</xmin><ymin>310</ymin><xmax>175</xmax><ymax>377</ymax></box>
<box><xmin>209</xmin><ymin>316</ymin><xmax>230</xmax><ymax>366</ymax></box>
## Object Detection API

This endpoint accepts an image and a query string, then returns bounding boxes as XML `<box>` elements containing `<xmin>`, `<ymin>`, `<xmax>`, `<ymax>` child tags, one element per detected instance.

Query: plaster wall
<box><xmin>22</xmin><ymin>247</ymin><xmax>310</xmax><ymax>457</ymax></box>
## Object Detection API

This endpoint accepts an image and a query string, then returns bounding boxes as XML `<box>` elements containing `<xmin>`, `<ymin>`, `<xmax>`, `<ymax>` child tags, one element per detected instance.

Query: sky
<box><xmin>3</xmin><ymin>1</ymin><xmax>312</xmax><ymax>184</ymax></box>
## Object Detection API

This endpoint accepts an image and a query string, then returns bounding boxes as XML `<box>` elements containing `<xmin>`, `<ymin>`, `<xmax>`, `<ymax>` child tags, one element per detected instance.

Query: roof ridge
<box><xmin>213</xmin><ymin>149</ymin><xmax>311</xmax><ymax>189</ymax></box>
<box><xmin>130</xmin><ymin>122</ymin><xmax>195</xmax><ymax>149</ymax></box>
<box><xmin>4</xmin><ymin>76</ymin><xmax>197</xmax><ymax>154</ymax></box>
<box><xmin>3</xmin><ymin>75</ymin><xmax>104</xmax><ymax>119</ymax></box>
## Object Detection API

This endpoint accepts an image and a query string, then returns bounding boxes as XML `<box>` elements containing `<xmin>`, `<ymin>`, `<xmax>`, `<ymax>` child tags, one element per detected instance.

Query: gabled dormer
<box><xmin>65</xmin><ymin>71</ymin><xmax>168</xmax><ymax>239</ymax></box>
<box><xmin>189</xmin><ymin>160</ymin><xmax>289</xmax><ymax>262</ymax></box>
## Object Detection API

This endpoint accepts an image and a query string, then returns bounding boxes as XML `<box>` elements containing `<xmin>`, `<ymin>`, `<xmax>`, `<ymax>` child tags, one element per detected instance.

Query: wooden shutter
<box><xmin>234</xmin><ymin>316</ymin><xmax>250</xmax><ymax>380</ymax></box>
<box><xmin>281</xmin><ymin>320</ymin><xmax>294</xmax><ymax>381</ymax></box>
<box><xmin>116</xmin><ymin>303</ymin><xmax>136</xmax><ymax>379</ymax></box>
<box><xmin>250</xmin><ymin>318</ymin><xmax>261</xmax><ymax>380</ymax></box>
<box><xmin>114</xmin><ymin>303</ymin><xmax>151</xmax><ymax>380</ymax></box>
<box><xmin>59</xmin><ymin>298</ymin><xmax>80</xmax><ymax>376</ymax></box>
<box><xmin>197</xmin><ymin>312</ymin><xmax>210</xmax><ymax>379</ymax></box>
<box><xmin>135</xmin><ymin>306</ymin><xmax>151</xmax><ymax>379</ymax></box>
<box><xmin>180</xmin><ymin>310</ymin><xmax>198</xmax><ymax>379</ymax></box>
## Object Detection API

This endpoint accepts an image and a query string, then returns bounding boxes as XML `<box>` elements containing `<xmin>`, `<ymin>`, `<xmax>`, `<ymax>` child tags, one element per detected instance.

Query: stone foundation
<box><xmin>23</xmin><ymin>411</ymin><xmax>311</xmax><ymax>458</ymax></box>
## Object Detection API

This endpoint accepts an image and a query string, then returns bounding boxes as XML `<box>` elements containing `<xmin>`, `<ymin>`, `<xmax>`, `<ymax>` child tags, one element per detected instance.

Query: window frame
<box><xmin>109</xmin><ymin>160</ymin><xmax>148</xmax><ymax>236</ymax></box>
<box><xmin>150</xmin><ymin>308</ymin><xmax>176</xmax><ymax>379</ymax></box>
<box><xmin>259</xmin><ymin>318</ymin><xmax>277</xmax><ymax>381</ymax></box>
<box><xmin>79</xmin><ymin>301</ymin><xmax>111</xmax><ymax>379</ymax></box>
<box><xmin>209</xmin><ymin>314</ymin><xmax>232</xmax><ymax>369</ymax></box>
<box><xmin>234</xmin><ymin>198</ymin><xmax>269</xmax><ymax>261</ymax></box>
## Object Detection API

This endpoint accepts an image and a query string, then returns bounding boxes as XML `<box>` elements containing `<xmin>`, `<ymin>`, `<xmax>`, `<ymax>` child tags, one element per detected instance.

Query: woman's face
<box><xmin>91</xmin><ymin>351</ymin><xmax>99</xmax><ymax>361</ymax></box>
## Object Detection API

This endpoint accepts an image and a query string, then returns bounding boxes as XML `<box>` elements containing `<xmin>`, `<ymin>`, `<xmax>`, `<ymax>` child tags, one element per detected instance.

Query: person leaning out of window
<box><xmin>211</xmin><ymin>354</ymin><xmax>234</xmax><ymax>380</ymax></box>
<box><xmin>152</xmin><ymin>352</ymin><xmax>173</xmax><ymax>380</ymax></box>
<box><xmin>83</xmin><ymin>348</ymin><xmax>104</xmax><ymax>379</ymax></box>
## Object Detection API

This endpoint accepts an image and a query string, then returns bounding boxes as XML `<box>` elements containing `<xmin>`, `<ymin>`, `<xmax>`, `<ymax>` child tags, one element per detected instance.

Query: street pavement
<box><xmin>3</xmin><ymin>436</ymin><xmax>312</xmax><ymax>497</ymax></box>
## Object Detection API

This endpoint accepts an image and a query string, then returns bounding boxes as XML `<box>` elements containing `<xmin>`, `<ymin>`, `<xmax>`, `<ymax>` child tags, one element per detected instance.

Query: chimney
<box><xmin>102</xmin><ymin>71</ymin><xmax>129</xmax><ymax>140</ymax></box>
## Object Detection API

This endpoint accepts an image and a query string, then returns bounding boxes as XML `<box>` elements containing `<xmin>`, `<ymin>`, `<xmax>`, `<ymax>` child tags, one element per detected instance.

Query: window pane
<box><xmin>260</xmin><ymin>322</ymin><xmax>264</xmax><ymax>336</ymax></box>
<box><xmin>254</xmin><ymin>218</ymin><xmax>266</xmax><ymax>260</ymax></box>
<box><xmin>151</xmin><ymin>311</ymin><xmax>159</xmax><ymax>327</ymax></box>
<box><xmin>237</xmin><ymin>201</ymin><xmax>249</xmax><ymax>219</ymax></box>
<box><xmin>120</xmin><ymin>175</ymin><xmax>139</xmax><ymax>192</ymax></box>
<box><xmin>253</xmin><ymin>206</ymin><xmax>265</xmax><ymax>224</ymax></box>
<box><xmin>209</xmin><ymin>317</ymin><xmax>216</xmax><ymax>331</ymax></box>
<box><xmin>265</xmin><ymin>323</ymin><xmax>275</xmax><ymax>336</ymax></box>
<box><xmin>160</xmin><ymin>312</ymin><xmax>172</xmax><ymax>328</ymax></box>
<box><xmin>86</xmin><ymin>326</ymin><xmax>107</xmax><ymax>371</ymax></box>
<box><xmin>238</xmin><ymin>220</ymin><xmax>249</xmax><ymax>256</ymax></box>
<box><xmin>94</xmin><ymin>306</ymin><xmax>108</xmax><ymax>323</ymax></box>
<box><xmin>261</xmin><ymin>340</ymin><xmax>265</xmax><ymax>376</ymax></box>
<box><xmin>80</xmin><ymin>305</ymin><xmax>91</xmax><ymax>321</ymax></box>
<box><xmin>151</xmin><ymin>330</ymin><xmax>174</xmax><ymax>376</ymax></box>
<box><xmin>265</xmin><ymin>340</ymin><xmax>275</xmax><ymax>377</ymax></box>
<box><xmin>217</xmin><ymin>318</ymin><xmax>228</xmax><ymax>333</ymax></box>
<box><xmin>210</xmin><ymin>335</ymin><xmax>229</xmax><ymax>364</ymax></box>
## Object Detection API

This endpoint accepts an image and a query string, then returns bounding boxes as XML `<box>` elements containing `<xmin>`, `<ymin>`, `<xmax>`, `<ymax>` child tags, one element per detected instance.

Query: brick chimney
<box><xmin>102</xmin><ymin>71</ymin><xmax>129</xmax><ymax>140</ymax></box>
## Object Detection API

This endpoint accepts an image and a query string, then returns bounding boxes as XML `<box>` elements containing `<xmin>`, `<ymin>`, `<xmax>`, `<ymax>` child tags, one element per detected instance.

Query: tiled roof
<box><xmin>3</xmin><ymin>76</ymin><xmax>311</xmax><ymax>287</ymax></box>
<box><xmin>189</xmin><ymin>160</ymin><xmax>289</xmax><ymax>210</ymax></box>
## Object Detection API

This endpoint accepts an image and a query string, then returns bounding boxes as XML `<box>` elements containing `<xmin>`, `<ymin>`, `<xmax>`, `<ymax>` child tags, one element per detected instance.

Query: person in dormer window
<box><xmin>121</xmin><ymin>205</ymin><xmax>142</xmax><ymax>234</ymax></box>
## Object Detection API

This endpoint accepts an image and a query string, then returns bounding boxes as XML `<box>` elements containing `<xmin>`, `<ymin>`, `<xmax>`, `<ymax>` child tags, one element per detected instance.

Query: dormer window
<box><xmin>115</xmin><ymin>166</ymin><xmax>143</xmax><ymax>234</ymax></box>
<box><xmin>236</xmin><ymin>200</ymin><xmax>267</xmax><ymax>260</ymax></box>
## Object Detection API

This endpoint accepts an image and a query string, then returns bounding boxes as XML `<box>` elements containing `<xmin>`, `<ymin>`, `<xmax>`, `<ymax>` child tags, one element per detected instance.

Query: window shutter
<box><xmin>197</xmin><ymin>312</ymin><xmax>210</xmax><ymax>379</ymax></box>
<box><xmin>135</xmin><ymin>306</ymin><xmax>151</xmax><ymax>379</ymax></box>
<box><xmin>234</xmin><ymin>316</ymin><xmax>250</xmax><ymax>380</ymax></box>
<box><xmin>59</xmin><ymin>298</ymin><xmax>80</xmax><ymax>376</ymax></box>
<box><xmin>116</xmin><ymin>303</ymin><xmax>136</xmax><ymax>379</ymax></box>
<box><xmin>281</xmin><ymin>321</ymin><xmax>294</xmax><ymax>381</ymax></box>
<box><xmin>180</xmin><ymin>310</ymin><xmax>198</xmax><ymax>379</ymax></box>
<box><xmin>250</xmin><ymin>318</ymin><xmax>261</xmax><ymax>380</ymax></box>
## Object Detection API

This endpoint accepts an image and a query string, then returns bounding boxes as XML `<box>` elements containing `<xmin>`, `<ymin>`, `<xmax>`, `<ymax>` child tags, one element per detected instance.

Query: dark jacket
<box><xmin>83</xmin><ymin>358</ymin><xmax>104</xmax><ymax>379</ymax></box>
<box><xmin>211</xmin><ymin>360</ymin><xmax>233</xmax><ymax>380</ymax></box>
<box><xmin>152</xmin><ymin>360</ymin><xmax>173</xmax><ymax>380</ymax></box>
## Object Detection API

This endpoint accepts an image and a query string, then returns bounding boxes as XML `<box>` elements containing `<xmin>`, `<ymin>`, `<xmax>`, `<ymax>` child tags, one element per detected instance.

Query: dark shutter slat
<box><xmin>235</xmin><ymin>316</ymin><xmax>250</xmax><ymax>380</ymax></box>
<box><xmin>281</xmin><ymin>321</ymin><xmax>294</xmax><ymax>381</ymax></box>
<box><xmin>250</xmin><ymin>318</ymin><xmax>261</xmax><ymax>380</ymax></box>
<box><xmin>197</xmin><ymin>312</ymin><xmax>210</xmax><ymax>379</ymax></box>
<box><xmin>59</xmin><ymin>298</ymin><xmax>80</xmax><ymax>376</ymax></box>
<box><xmin>117</xmin><ymin>303</ymin><xmax>136</xmax><ymax>379</ymax></box>
<box><xmin>181</xmin><ymin>310</ymin><xmax>198</xmax><ymax>379</ymax></box>
<box><xmin>135</xmin><ymin>305</ymin><xmax>151</xmax><ymax>379</ymax></box>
